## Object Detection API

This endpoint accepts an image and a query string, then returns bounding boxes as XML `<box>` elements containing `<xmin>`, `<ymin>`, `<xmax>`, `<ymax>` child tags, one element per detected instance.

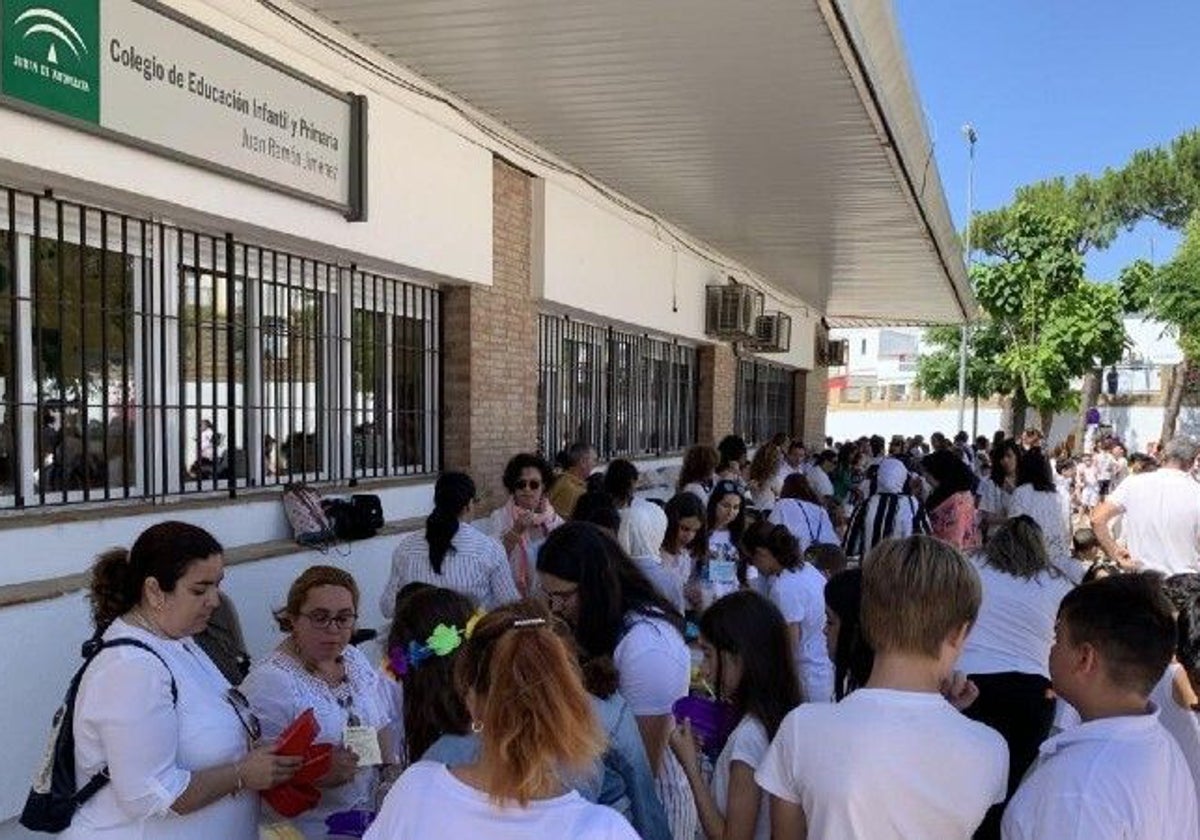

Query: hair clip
<box><xmin>512</xmin><ymin>618</ymin><xmax>546</xmax><ymax>629</ymax></box>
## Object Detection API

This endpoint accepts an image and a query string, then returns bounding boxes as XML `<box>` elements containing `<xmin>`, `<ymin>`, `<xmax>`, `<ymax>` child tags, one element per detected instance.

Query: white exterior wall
<box><xmin>535</xmin><ymin>179</ymin><xmax>819</xmax><ymax>369</ymax></box>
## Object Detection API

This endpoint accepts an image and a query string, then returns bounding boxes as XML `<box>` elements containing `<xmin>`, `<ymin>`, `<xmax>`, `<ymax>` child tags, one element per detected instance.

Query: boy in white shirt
<box><xmin>1002</xmin><ymin>573</ymin><xmax>1200</xmax><ymax>840</ymax></box>
<box><xmin>756</xmin><ymin>535</ymin><xmax>1009</xmax><ymax>840</ymax></box>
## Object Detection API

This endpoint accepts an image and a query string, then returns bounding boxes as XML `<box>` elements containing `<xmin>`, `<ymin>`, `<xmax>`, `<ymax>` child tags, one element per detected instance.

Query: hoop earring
<box><xmin>470</xmin><ymin>721</ymin><xmax>483</xmax><ymax>734</ymax></box>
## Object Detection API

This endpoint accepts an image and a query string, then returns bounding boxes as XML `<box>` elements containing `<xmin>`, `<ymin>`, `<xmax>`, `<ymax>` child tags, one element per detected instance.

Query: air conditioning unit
<box><xmin>705</xmin><ymin>283</ymin><xmax>763</xmax><ymax>340</ymax></box>
<box><xmin>823</xmin><ymin>338</ymin><xmax>849</xmax><ymax>367</ymax></box>
<box><xmin>747</xmin><ymin>312</ymin><xmax>792</xmax><ymax>352</ymax></box>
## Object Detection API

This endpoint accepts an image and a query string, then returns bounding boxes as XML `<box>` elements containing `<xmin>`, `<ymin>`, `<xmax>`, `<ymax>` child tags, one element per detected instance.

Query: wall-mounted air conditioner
<box><xmin>705</xmin><ymin>283</ymin><xmax>763</xmax><ymax>340</ymax></box>
<box><xmin>747</xmin><ymin>312</ymin><xmax>792</xmax><ymax>353</ymax></box>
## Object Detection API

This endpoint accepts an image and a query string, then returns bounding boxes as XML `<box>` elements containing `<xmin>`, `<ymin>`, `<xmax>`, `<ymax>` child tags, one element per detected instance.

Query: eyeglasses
<box><xmin>514</xmin><ymin>479</ymin><xmax>541</xmax><ymax>491</ymax></box>
<box><xmin>226</xmin><ymin>688</ymin><xmax>262</xmax><ymax>742</ymax></box>
<box><xmin>299</xmin><ymin>610</ymin><xmax>358</xmax><ymax>630</ymax></box>
<box><xmin>543</xmin><ymin>586</ymin><xmax>579</xmax><ymax>611</ymax></box>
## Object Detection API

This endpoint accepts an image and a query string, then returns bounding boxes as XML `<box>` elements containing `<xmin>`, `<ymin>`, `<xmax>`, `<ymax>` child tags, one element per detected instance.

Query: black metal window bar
<box><xmin>735</xmin><ymin>358</ymin><xmax>795</xmax><ymax>446</ymax></box>
<box><xmin>538</xmin><ymin>313</ymin><xmax>697</xmax><ymax>460</ymax></box>
<box><xmin>0</xmin><ymin>183</ymin><xmax>441</xmax><ymax>510</ymax></box>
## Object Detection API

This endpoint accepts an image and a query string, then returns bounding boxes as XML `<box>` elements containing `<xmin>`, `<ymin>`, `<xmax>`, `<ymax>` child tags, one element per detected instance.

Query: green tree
<box><xmin>1146</xmin><ymin>212</ymin><xmax>1200</xmax><ymax>441</ymax></box>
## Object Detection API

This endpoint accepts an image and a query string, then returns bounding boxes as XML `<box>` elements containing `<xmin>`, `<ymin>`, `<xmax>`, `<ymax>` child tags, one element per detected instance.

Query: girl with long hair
<box><xmin>746</xmin><ymin>441</ymin><xmax>783</xmax><ymax>512</ymax></box>
<box><xmin>661</xmin><ymin>492</ymin><xmax>707</xmax><ymax>608</ymax></box>
<box><xmin>823</xmin><ymin>568</ymin><xmax>873</xmax><ymax>700</ymax></box>
<box><xmin>701</xmin><ymin>480</ymin><xmax>749</xmax><ymax>604</ymax></box>
<box><xmin>538</xmin><ymin>522</ymin><xmax>697</xmax><ymax>840</ymax></box>
<box><xmin>381</xmin><ymin>472</ymin><xmax>519</xmax><ymax>617</ymax></box>
<box><xmin>678</xmin><ymin>445</ymin><xmax>719</xmax><ymax>505</ymax></box>
<box><xmin>1008</xmin><ymin>448</ymin><xmax>1071</xmax><ymax>562</ymax></box>
<box><xmin>668</xmin><ymin>591</ymin><xmax>801</xmax><ymax>840</ymax></box>
<box><xmin>364</xmin><ymin>600</ymin><xmax>638</xmax><ymax>840</ymax></box>
<box><xmin>769</xmin><ymin>473</ymin><xmax>837</xmax><ymax>553</ymax></box>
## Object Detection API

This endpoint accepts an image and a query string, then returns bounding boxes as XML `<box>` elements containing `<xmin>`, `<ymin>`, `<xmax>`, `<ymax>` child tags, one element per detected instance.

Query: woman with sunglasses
<box><xmin>480</xmin><ymin>454</ymin><xmax>563</xmax><ymax>598</ymax></box>
<box><xmin>64</xmin><ymin>522</ymin><xmax>299</xmax><ymax>840</ymax></box>
<box><xmin>243</xmin><ymin>566</ymin><xmax>397</xmax><ymax>839</ymax></box>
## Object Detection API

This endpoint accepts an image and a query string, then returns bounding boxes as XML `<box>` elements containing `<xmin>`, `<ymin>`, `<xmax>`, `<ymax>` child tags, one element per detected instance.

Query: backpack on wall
<box><xmin>21</xmin><ymin>637</ymin><xmax>177</xmax><ymax>834</ymax></box>
<box><xmin>321</xmin><ymin>494</ymin><xmax>384</xmax><ymax>541</ymax></box>
<box><xmin>282</xmin><ymin>483</ymin><xmax>337</xmax><ymax>547</ymax></box>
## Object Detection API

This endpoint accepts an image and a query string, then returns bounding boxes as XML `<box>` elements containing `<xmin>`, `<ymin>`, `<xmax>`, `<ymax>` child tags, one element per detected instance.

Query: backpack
<box><xmin>21</xmin><ymin>637</ymin><xmax>177</xmax><ymax>833</ymax></box>
<box><xmin>282</xmin><ymin>483</ymin><xmax>337</xmax><ymax>547</ymax></box>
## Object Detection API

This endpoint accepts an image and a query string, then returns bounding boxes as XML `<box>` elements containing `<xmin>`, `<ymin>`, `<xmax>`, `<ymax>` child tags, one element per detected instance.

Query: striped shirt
<box><xmin>380</xmin><ymin>522</ymin><xmax>520</xmax><ymax>617</ymax></box>
<box><xmin>844</xmin><ymin>493</ymin><xmax>931</xmax><ymax>559</ymax></box>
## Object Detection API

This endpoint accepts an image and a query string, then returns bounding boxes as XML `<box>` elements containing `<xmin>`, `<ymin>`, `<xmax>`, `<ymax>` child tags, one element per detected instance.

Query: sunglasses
<box><xmin>226</xmin><ymin>688</ymin><xmax>262</xmax><ymax>742</ymax></box>
<box><xmin>514</xmin><ymin>479</ymin><xmax>542</xmax><ymax>491</ymax></box>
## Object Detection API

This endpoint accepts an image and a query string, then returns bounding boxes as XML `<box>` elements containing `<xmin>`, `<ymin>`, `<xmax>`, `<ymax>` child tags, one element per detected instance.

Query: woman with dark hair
<box><xmin>678</xmin><ymin>445</ymin><xmax>719</xmax><ymax>505</ymax></box>
<box><xmin>538</xmin><ymin>523</ymin><xmax>697</xmax><ymax>840</ymax></box>
<box><xmin>573</xmin><ymin>489</ymin><xmax>623</xmax><ymax>533</ymax></box>
<box><xmin>381</xmin><ymin>472</ymin><xmax>518</xmax><ymax>617</ymax></box>
<box><xmin>1008</xmin><ymin>448</ymin><xmax>1071</xmax><ymax>562</ymax></box>
<box><xmin>243</xmin><ymin>566</ymin><xmax>395</xmax><ymax>838</ymax></box>
<box><xmin>702</xmin><ymin>479</ymin><xmax>749</xmax><ymax>605</ymax></box>
<box><xmin>668</xmin><ymin>591</ymin><xmax>801</xmax><ymax>840</ymax></box>
<box><xmin>921</xmin><ymin>449</ymin><xmax>980</xmax><ymax>551</ymax></box>
<box><xmin>823</xmin><ymin>568</ymin><xmax>873</xmax><ymax>700</ymax></box>
<box><xmin>65</xmin><ymin>523</ymin><xmax>300</xmax><ymax>840</ymax></box>
<box><xmin>1154</xmin><ymin>574</ymin><xmax>1200</xmax><ymax>813</ymax></box>
<box><xmin>661</xmin><ymin>493</ymin><xmax>707</xmax><ymax>604</ymax></box>
<box><xmin>480</xmin><ymin>453</ymin><xmax>564</xmax><ymax>597</ymax></box>
<box><xmin>604</xmin><ymin>459</ymin><xmax>641</xmax><ymax>510</ymax></box>
<box><xmin>769</xmin><ymin>472</ymin><xmax>837</xmax><ymax>553</ymax></box>
<box><xmin>957</xmin><ymin>516</ymin><xmax>1073</xmax><ymax>839</ymax></box>
<box><xmin>978</xmin><ymin>438</ymin><xmax>1019</xmax><ymax>534</ymax></box>
<box><xmin>716</xmin><ymin>435</ymin><xmax>749</xmax><ymax>485</ymax></box>
<box><xmin>743</xmin><ymin>522</ymin><xmax>836</xmax><ymax>702</ymax></box>
<box><xmin>365</xmin><ymin>600</ymin><xmax>639</xmax><ymax>840</ymax></box>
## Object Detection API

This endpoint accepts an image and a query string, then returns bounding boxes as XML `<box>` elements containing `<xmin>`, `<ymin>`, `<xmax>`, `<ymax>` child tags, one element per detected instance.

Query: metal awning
<box><xmin>290</xmin><ymin>0</ymin><xmax>974</xmax><ymax>324</ymax></box>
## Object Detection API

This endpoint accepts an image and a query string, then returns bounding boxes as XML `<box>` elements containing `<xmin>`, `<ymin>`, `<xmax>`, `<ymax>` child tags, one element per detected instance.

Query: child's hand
<box><xmin>941</xmin><ymin>670</ymin><xmax>979</xmax><ymax>712</ymax></box>
<box><xmin>668</xmin><ymin>719</ymin><xmax>702</xmax><ymax>772</ymax></box>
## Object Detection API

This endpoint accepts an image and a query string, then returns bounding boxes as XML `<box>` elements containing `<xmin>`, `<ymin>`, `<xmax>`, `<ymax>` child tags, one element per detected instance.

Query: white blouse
<box><xmin>242</xmin><ymin>644</ymin><xmax>396</xmax><ymax>840</ymax></box>
<box><xmin>64</xmin><ymin>618</ymin><xmax>256</xmax><ymax>840</ymax></box>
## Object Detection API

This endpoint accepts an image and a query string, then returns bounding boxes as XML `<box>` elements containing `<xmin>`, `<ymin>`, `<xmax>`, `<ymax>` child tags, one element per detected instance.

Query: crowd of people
<box><xmin>50</xmin><ymin>425</ymin><xmax>1200</xmax><ymax>839</ymax></box>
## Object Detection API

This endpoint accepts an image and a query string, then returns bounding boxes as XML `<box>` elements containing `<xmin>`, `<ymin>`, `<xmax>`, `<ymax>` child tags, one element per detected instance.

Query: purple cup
<box><xmin>672</xmin><ymin>695</ymin><xmax>737</xmax><ymax>759</ymax></box>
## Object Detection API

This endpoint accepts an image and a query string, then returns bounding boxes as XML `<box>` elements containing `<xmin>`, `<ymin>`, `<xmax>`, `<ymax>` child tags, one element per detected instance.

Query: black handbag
<box><xmin>321</xmin><ymin>494</ymin><xmax>383</xmax><ymax>541</ymax></box>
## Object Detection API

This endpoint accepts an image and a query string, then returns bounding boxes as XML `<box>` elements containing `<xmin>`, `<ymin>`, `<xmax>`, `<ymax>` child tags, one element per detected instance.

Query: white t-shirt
<box><xmin>756</xmin><ymin>688</ymin><xmax>1008</xmax><ymax>840</ymax></box>
<box><xmin>1002</xmin><ymin>709</ymin><xmax>1199</xmax><ymax>840</ymax></box>
<box><xmin>769</xmin><ymin>566</ymin><xmax>835</xmax><ymax>703</ymax></box>
<box><xmin>705</xmin><ymin>529</ymin><xmax>741</xmax><ymax>601</ymax></box>
<box><xmin>958</xmin><ymin>556</ymin><xmax>1074</xmax><ymax>679</ymax></box>
<box><xmin>804</xmin><ymin>465</ymin><xmax>835</xmax><ymax>500</ymax></box>
<box><xmin>711</xmin><ymin>716</ymin><xmax>771</xmax><ymax>840</ymax></box>
<box><xmin>977</xmin><ymin>477</ymin><xmax>1012</xmax><ymax>519</ymax></box>
<box><xmin>1152</xmin><ymin>664</ymin><xmax>1200</xmax><ymax>816</ymax></box>
<box><xmin>768</xmin><ymin>499</ymin><xmax>837</xmax><ymax>553</ymax></box>
<box><xmin>1107</xmin><ymin>468</ymin><xmax>1200</xmax><ymax>574</ymax></box>
<box><xmin>64</xmin><ymin>619</ymin><xmax>256</xmax><ymax>840</ymax></box>
<box><xmin>1008</xmin><ymin>485</ymin><xmax>1072</xmax><ymax>561</ymax></box>
<box><xmin>364</xmin><ymin>761</ymin><xmax>639</xmax><ymax>840</ymax></box>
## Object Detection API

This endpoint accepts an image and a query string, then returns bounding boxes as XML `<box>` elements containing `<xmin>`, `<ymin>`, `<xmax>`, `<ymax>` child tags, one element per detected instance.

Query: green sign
<box><xmin>2</xmin><ymin>0</ymin><xmax>100</xmax><ymax>123</ymax></box>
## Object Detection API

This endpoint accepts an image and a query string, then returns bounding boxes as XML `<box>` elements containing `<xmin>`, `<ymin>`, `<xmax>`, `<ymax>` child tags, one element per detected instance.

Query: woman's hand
<box><xmin>667</xmin><ymin>719</ymin><xmax>702</xmax><ymax>775</ymax></box>
<box><xmin>318</xmin><ymin>746</ymin><xmax>360</xmax><ymax>788</ymax></box>
<box><xmin>238</xmin><ymin>744</ymin><xmax>302</xmax><ymax>791</ymax></box>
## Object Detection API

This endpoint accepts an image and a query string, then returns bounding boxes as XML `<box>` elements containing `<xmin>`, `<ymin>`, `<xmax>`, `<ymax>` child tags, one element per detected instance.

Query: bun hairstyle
<box><xmin>89</xmin><ymin>521</ymin><xmax>223</xmax><ymax>631</ymax></box>
<box><xmin>426</xmin><ymin>472</ymin><xmax>476</xmax><ymax>574</ymax></box>
<box><xmin>455</xmin><ymin>599</ymin><xmax>604</xmax><ymax>805</ymax></box>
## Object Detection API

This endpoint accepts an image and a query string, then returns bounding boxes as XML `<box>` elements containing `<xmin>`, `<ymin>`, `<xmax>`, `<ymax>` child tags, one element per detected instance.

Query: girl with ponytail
<box><xmin>380</xmin><ymin>472</ymin><xmax>520</xmax><ymax>617</ymax></box>
<box><xmin>364</xmin><ymin>600</ymin><xmax>639</xmax><ymax>839</ymax></box>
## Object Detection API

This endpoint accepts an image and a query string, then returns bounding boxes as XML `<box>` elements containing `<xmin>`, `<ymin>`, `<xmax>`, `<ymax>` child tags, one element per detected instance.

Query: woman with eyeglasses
<box><xmin>480</xmin><ymin>454</ymin><xmax>564</xmax><ymax>598</ymax></box>
<box><xmin>63</xmin><ymin>522</ymin><xmax>299</xmax><ymax>840</ymax></box>
<box><xmin>242</xmin><ymin>566</ymin><xmax>397</xmax><ymax>839</ymax></box>
<box><xmin>381</xmin><ymin>472</ymin><xmax>520</xmax><ymax>618</ymax></box>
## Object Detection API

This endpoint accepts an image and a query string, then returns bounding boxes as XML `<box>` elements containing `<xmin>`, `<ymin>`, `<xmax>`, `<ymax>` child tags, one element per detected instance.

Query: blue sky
<box><xmin>894</xmin><ymin>0</ymin><xmax>1200</xmax><ymax>280</ymax></box>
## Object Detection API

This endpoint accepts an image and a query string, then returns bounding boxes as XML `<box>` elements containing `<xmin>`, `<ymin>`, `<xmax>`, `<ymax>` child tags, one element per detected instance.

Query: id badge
<box><xmin>708</xmin><ymin>558</ymin><xmax>737</xmax><ymax>586</ymax></box>
<box><xmin>343</xmin><ymin>725</ymin><xmax>383</xmax><ymax>766</ymax></box>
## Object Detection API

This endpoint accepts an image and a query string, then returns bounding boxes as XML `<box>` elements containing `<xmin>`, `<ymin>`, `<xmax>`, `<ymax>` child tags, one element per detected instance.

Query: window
<box><xmin>0</xmin><ymin>184</ymin><xmax>441</xmax><ymax>510</ymax></box>
<box><xmin>735</xmin><ymin>359</ymin><xmax>795</xmax><ymax>446</ymax></box>
<box><xmin>538</xmin><ymin>314</ymin><xmax>696</xmax><ymax>459</ymax></box>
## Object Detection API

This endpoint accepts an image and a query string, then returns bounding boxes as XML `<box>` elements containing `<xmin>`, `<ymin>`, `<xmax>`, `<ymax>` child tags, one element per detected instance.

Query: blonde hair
<box><xmin>861</xmin><ymin>536</ymin><xmax>981</xmax><ymax>657</ymax></box>
<box><xmin>455</xmin><ymin>599</ymin><xmax>604</xmax><ymax>805</ymax></box>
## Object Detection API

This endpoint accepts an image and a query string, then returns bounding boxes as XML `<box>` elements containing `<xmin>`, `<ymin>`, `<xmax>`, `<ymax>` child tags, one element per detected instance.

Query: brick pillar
<box><xmin>442</xmin><ymin>157</ymin><xmax>537</xmax><ymax>506</ymax></box>
<box><xmin>798</xmin><ymin>367</ymin><xmax>829</xmax><ymax>448</ymax></box>
<box><xmin>698</xmin><ymin>344</ymin><xmax>738</xmax><ymax>445</ymax></box>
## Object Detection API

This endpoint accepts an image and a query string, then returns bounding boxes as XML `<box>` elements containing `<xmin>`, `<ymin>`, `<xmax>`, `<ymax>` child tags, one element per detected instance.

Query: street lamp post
<box><xmin>956</xmin><ymin>124</ymin><xmax>977</xmax><ymax>436</ymax></box>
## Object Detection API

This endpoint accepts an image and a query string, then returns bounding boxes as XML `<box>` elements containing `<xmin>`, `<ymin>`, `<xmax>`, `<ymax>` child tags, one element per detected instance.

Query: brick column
<box><xmin>798</xmin><ymin>367</ymin><xmax>829</xmax><ymax>448</ymax></box>
<box><xmin>698</xmin><ymin>344</ymin><xmax>738</xmax><ymax>444</ymax></box>
<box><xmin>442</xmin><ymin>157</ymin><xmax>538</xmax><ymax>506</ymax></box>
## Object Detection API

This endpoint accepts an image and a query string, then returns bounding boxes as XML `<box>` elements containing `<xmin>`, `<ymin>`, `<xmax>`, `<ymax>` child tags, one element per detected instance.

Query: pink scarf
<box><xmin>504</xmin><ymin>498</ymin><xmax>564</xmax><ymax>596</ymax></box>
